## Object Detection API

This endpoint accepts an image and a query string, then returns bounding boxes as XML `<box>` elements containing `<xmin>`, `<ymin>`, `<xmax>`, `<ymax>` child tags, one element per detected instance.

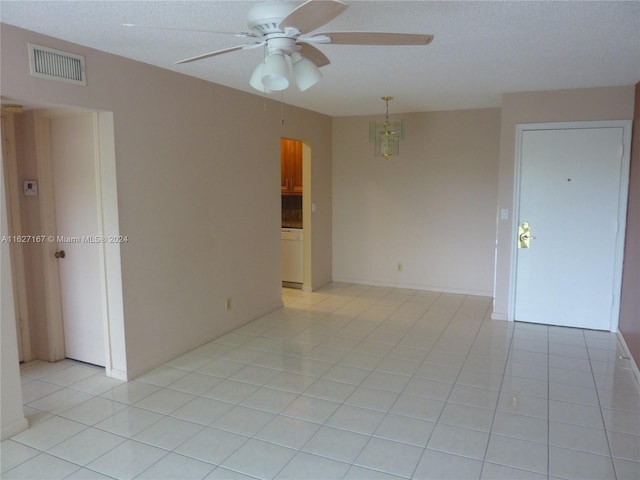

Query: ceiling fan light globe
<box><xmin>249</xmin><ymin>61</ymin><xmax>264</xmax><ymax>90</ymax></box>
<box><xmin>250</xmin><ymin>61</ymin><xmax>271</xmax><ymax>92</ymax></box>
<box><xmin>292</xmin><ymin>54</ymin><xmax>323</xmax><ymax>91</ymax></box>
<box><xmin>262</xmin><ymin>73</ymin><xmax>289</xmax><ymax>91</ymax></box>
<box><xmin>262</xmin><ymin>52</ymin><xmax>290</xmax><ymax>91</ymax></box>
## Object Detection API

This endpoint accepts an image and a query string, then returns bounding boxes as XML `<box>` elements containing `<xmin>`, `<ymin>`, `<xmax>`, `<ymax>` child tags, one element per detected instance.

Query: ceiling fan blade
<box><xmin>298</xmin><ymin>43</ymin><xmax>331</xmax><ymax>67</ymax></box>
<box><xmin>310</xmin><ymin>32</ymin><xmax>434</xmax><ymax>45</ymax></box>
<box><xmin>123</xmin><ymin>23</ymin><xmax>257</xmax><ymax>38</ymax></box>
<box><xmin>279</xmin><ymin>0</ymin><xmax>348</xmax><ymax>34</ymax></box>
<box><xmin>176</xmin><ymin>45</ymin><xmax>250</xmax><ymax>64</ymax></box>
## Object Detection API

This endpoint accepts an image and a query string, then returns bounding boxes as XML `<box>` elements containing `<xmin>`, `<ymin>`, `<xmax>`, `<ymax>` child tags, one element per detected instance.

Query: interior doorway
<box><xmin>511</xmin><ymin>121</ymin><xmax>632</xmax><ymax>331</ymax></box>
<box><xmin>280</xmin><ymin>138</ymin><xmax>312</xmax><ymax>291</ymax></box>
<box><xmin>5</xmin><ymin>107</ymin><xmax>128</xmax><ymax>379</ymax></box>
<box><xmin>50</xmin><ymin>113</ymin><xmax>106</xmax><ymax>366</ymax></box>
<box><xmin>281</xmin><ymin>138</ymin><xmax>303</xmax><ymax>289</ymax></box>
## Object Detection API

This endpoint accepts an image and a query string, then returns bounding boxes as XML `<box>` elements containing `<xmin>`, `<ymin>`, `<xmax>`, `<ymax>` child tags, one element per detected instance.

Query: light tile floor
<box><xmin>2</xmin><ymin>284</ymin><xmax>640</xmax><ymax>479</ymax></box>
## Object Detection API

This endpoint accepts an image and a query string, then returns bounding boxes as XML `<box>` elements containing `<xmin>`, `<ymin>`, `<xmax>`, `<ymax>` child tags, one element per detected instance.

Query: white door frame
<box><xmin>33</xmin><ymin>108</ymin><xmax>128</xmax><ymax>379</ymax></box>
<box><xmin>1</xmin><ymin>112</ymin><xmax>33</xmax><ymax>362</ymax></box>
<box><xmin>508</xmin><ymin>120</ymin><xmax>632</xmax><ymax>331</ymax></box>
<box><xmin>302</xmin><ymin>141</ymin><xmax>312</xmax><ymax>292</ymax></box>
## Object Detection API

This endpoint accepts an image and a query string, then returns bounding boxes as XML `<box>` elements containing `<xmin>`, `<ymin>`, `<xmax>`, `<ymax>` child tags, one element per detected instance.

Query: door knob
<box><xmin>54</xmin><ymin>250</ymin><xmax>66</xmax><ymax>259</ymax></box>
<box><xmin>518</xmin><ymin>222</ymin><xmax>531</xmax><ymax>249</ymax></box>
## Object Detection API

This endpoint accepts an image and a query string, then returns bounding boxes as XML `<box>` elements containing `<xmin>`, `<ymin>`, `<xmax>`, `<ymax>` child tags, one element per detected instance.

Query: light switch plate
<box><xmin>24</xmin><ymin>180</ymin><xmax>38</xmax><ymax>196</ymax></box>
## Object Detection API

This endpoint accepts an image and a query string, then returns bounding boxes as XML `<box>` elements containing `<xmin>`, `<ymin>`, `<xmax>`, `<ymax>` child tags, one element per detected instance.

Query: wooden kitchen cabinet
<box><xmin>281</xmin><ymin>138</ymin><xmax>303</xmax><ymax>195</ymax></box>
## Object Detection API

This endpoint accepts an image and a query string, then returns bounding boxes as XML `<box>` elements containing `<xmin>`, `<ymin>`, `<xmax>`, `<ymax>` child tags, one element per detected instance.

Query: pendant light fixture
<box><xmin>369</xmin><ymin>96</ymin><xmax>405</xmax><ymax>158</ymax></box>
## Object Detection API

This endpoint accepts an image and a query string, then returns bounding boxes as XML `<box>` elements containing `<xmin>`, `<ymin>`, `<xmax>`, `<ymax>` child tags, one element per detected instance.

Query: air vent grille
<box><xmin>28</xmin><ymin>43</ymin><xmax>86</xmax><ymax>85</ymax></box>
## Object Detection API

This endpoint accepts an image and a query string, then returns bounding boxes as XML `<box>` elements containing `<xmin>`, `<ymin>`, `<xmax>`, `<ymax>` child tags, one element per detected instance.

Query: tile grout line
<box><xmin>585</xmin><ymin>329</ymin><xmax>619</xmax><ymax>480</ymax></box>
<box><xmin>355</xmin><ymin>290</ymin><xmax>445</xmax><ymax>479</ymax></box>
<box><xmin>408</xmin><ymin>293</ymin><xmax>485</xmax><ymax>479</ymax></box>
<box><xmin>219</xmin><ymin>284</ymin><xmax>393</xmax><ymax>479</ymax></box>
<box><xmin>477</xmin><ymin>309</ymin><xmax>517</xmax><ymax>479</ymax></box>
<box><xmin>278</xmin><ymin>288</ymin><xmax>443</xmax><ymax>480</ymax></box>
<box><xmin>547</xmin><ymin>324</ymin><xmax>551</xmax><ymax>479</ymax></box>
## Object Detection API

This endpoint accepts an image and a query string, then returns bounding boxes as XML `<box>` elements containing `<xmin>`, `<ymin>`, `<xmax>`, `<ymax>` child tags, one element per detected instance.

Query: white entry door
<box><xmin>514</xmin><ymin>124</ymin><xmax>628</xmax><ymax>331</ymax></box>
<box><xmin>51</xmin><ymin>113</ymin><xmax>106</xmax><ymax>366</ymax></box>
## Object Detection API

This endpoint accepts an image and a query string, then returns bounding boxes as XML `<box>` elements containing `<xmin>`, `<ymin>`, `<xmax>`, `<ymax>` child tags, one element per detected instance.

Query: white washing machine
<box><xmin>281</xmin><ymin>228</ymin><xmax>303</xmax><ymax>286</ymax></box>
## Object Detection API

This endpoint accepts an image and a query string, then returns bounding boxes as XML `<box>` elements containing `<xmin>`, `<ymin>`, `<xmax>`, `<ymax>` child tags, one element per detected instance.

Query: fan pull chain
<box><xmin>260</xmin><ymin>44</ymin><xmax>269</xmax><ymax>112</ymax></box>
<box><xmin>280</xmin><ymin>91</ymin><xmax>285</xmax><ymax>126</ymax></box>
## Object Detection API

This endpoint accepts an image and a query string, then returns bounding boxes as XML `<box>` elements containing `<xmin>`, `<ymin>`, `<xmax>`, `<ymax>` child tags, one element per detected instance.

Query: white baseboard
<box><xmin>617</xmin><ymin>331</ymin><xmax>640</xmax><ymax>389</ymax></box>
<box><xmin>107</xmin><ymin>368</ymin><xmax>129</xmax><ymax>382</ymax></box>
<box><xmin>331</xmin><ymin>276</ymin><xmax>492</xmax><ymax>297</ymax></box>
<box><xmin>1</xmin><ymin>417</ymin><xmax>28</xmax><ymax>440</ymax></box>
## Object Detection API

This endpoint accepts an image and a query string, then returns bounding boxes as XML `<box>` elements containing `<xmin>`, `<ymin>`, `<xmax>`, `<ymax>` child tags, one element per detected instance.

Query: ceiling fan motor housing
<box><xmin>247</xmin><ymin>2</ymin><xmax>297</xmax><ymax>35</ymax></box>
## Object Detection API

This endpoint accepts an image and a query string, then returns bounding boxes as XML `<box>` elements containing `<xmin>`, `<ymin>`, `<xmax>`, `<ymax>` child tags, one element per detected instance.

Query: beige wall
<box><xmin>619</xmin><ymin>82</ymin><xmax>640</xmax><ymax>365</ymax></box>
<box><xmin>333</xmin><ymin>108</ymin><xmax>501</xmax><ymax>295</ymax></box>
<box><xmin>493</xmin><ymin>86</ymin><xmax>636</xmax><ymax>319</ymax></box>
<box><xmin>13</xmin><ymin>112</ymin><xmax>49</xmax><ymax>360</ymax></box>
<box><xmin>1</xmin><ymin>24</ymin><xmax>333</xmax><ymax>379</ymax></box>
<box><xmin>1</xmin><ymin>149</ymin><xmax>29</xmax><ymax>439</ymax></box>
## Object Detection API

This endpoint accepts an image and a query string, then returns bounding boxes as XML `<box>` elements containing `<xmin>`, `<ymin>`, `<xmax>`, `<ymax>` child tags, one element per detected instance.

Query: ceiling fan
<box><xmin>126</xmin><ymin>0</ymin><xmax>433</xmax><ymax>92</ymax></box>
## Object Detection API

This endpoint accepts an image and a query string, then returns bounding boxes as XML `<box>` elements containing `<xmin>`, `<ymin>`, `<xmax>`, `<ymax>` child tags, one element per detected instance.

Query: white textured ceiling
<box><xmin>1</xmin><ymin>0</ymin><xmax>639</xmax><ymax>116</ymax></box>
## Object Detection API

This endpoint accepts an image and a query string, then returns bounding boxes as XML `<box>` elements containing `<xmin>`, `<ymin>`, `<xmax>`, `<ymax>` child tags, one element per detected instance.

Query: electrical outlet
<box><xmin>225</xmin><ymin>297</ymin><xmax>232</xmax><ymax>311</ymax></box>
<box><xmin>397</xmin><ymin>263</ymin><xmax>403</xmax><ymax>272</ymax></box>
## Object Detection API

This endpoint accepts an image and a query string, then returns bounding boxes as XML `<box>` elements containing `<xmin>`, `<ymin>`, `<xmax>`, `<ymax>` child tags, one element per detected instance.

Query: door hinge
<box><xmin>2</xmin><ymin>136</ymin><xmax>11</xmax><ymax>157</ymax></box>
